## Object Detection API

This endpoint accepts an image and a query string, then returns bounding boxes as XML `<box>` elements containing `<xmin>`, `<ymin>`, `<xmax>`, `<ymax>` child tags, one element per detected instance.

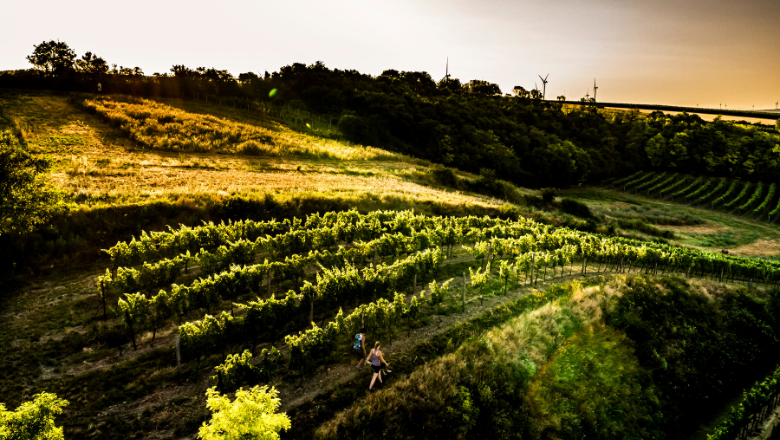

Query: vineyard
<box><xmin>81</xmin><ymin>208</ymin><xmax>780</xmax><ymax>405</ymax></box>
<box><xmin>605</xmin><ymin>172</ymin><xmax>780</xmax><ymax>223</ymax></box>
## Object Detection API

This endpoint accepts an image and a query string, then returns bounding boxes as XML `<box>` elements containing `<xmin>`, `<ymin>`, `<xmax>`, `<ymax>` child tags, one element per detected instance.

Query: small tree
<box><xmin>199</xmin><ymin>386</ymin><xmax>290</xmax><ymax>440</ymax></box>
<box><xmin>0</xmin><ymin>132</ymin><xmax>62</xmax><ymax>237</ymax></box>
<box><xmin>0</xmin><ymin>392</ymin><xmax>69</xmax><ymax>440</ymax></box>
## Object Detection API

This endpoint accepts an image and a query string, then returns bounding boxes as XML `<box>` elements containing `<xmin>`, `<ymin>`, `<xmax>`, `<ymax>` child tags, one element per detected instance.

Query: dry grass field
<box><xmin>0</xmin><ymin>91</ymin><xmax>515</xmax><ymax>210</ymax></box>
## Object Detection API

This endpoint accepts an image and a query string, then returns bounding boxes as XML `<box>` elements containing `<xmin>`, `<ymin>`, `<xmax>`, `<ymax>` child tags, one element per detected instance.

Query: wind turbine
<box><xmin>776</xmin><ymin>100</ymin><xmax>778</xmax><ymax>110</ymax></box>
<box><xmin>441</xmin><ymin>57</ymin><xmax>451</xmax><ymax>83</ymax></box>
<box><xmin>538</xmin><ymin>74</ymin><xmax>549</xmax><ymax>99</ymax></box>
<box><xmin>593</xmin><ymin>79</ymin><xmax>598</xmax><ymax>102</ymax></box>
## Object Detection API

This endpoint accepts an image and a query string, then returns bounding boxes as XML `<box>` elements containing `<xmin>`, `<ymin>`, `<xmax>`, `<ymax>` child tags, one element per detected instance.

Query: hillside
<box><xmin>2</xmin><ymin>89</ymin><xmax>780</xmax><ymax>440</ymax></box>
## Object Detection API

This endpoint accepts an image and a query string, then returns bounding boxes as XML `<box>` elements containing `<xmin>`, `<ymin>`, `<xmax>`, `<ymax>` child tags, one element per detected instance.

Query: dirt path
<box><xmin>276</xmin><ymin>267</ymin><xmax>594</xmax><ymax>412</ymax></box>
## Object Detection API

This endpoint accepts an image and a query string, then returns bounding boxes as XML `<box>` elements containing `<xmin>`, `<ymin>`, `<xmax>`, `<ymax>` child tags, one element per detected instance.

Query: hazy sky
<box><xmin>2</xmin><ymin>0</ymin><xmax>779</xmax><ymax>109</ymax></box>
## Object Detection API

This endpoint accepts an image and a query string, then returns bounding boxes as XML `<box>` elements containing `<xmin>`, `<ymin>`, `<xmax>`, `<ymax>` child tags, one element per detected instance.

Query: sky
<box><xmin>2</xmin><ymin>0</ymin><xmax>779</xmax><ymax>110</ymax></box>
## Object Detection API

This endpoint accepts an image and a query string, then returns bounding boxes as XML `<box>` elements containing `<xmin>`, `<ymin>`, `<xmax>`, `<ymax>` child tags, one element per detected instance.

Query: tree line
<box><xmin>3</xmin><ymin>40</ymin><xmax>779</xmax><ymax>187</ymax></box>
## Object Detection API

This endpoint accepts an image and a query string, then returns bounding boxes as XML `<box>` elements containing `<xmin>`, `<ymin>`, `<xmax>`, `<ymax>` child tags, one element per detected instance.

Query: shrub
<box><xmin>429</xmin><ymin>164</ymin><xmax>459</xmax><ymax>188</ymax></box>
<box><xmin>559</xmin><ymin>198</ymin><xmax>594</xmax><ymax>219</ymax></box>
<box><xmin>540</xmin><ymin>188</ymin><xmax>557</xmax><ymax>203</ymax></box>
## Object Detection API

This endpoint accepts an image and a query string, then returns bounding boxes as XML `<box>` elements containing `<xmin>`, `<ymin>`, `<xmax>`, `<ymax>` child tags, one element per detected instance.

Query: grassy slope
<box><xmin>562</xmin><ymin>187</ymin><xmax>780</xmax><ymax>259</ymax></box>
<box><xmin>0</xmin><ymin>90</ymin><xmax>522</xmax><ymax>210</ymax></box>
<box><xmin>3</xmin><ymin>90</ymin><xmax>779</xmax><ymax>440</ymax></box>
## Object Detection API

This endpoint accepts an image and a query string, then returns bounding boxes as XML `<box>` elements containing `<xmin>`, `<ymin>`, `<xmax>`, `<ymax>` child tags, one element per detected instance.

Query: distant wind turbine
<box><xmin>538</xmin><ymin>74</ymin><xmax>549</xmax><ymax>100</ymax></box>
<box><xmin>441</xmin><ymin>57</ymin><xmax>451</xmax><ymax>82</ymax></box>
<box><xmin>593</xmin><ymin>79</ymin><xmax>598</xmax><ymax>102</ymax></box>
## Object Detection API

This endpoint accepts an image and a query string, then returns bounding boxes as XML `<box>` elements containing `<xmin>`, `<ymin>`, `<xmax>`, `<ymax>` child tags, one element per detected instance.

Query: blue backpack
<box><xmin>353</xmin><ymin>333</ymin><xmax>363</xmax><ymax>350</ymax></box>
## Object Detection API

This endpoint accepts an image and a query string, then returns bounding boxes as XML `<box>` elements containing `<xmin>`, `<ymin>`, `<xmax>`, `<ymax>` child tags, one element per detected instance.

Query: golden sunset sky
<box><xmin>2</xmin><ymin>0</ymin><xmax>779</xmax><ymax>109</ymax></box>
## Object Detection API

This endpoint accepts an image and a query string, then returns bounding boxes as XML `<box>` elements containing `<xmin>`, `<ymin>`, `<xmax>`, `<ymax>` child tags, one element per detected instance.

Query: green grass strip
<box><xmin>696</xmin><ymin>179</ymin><xmax>726</xmax><ymax>203</ymax></box>
<box><xmin>725</xmin><ymin>182</ymin><xmax>752</xmax><ymax>209</ymax></box>
<box><xmin>671</xmin><ymin>176</ymin><xmax>702</xmax><ymax>198</ymax></box>
<box><xmin>635</xmin><ymin>172</ymin><xmax>668</xmax><ymax>191</ymax></box>
<box><xmin>659</xmin><ymin>175</ymin><xmax>689</xmax><ymax>196</ymax></box>
<box><xmin>712</xmin><ymin>181</ymin><xmax>739</xmax><ymax>207</ymax></box>
<box><xmin>684</xmin><ymin>178</ymin><xmax>715</xmax><ymax>200</ymax></box>
<box><xmin>647</xmin><ymin>173</ymin><xmax>678</xmax><ymax>194</ymax></box>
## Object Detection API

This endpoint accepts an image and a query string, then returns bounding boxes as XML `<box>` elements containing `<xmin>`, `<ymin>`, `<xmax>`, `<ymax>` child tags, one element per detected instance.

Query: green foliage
<box><xmin>671</xmin><ymin>176</ymin><xmax>702</xmax><ymax>198</ymax></box>
<box><xmin>725</xmin><ymin>182</ymin><xmax>752</xmax><ymax>208</ymax></box>
<box><xmin>26</xmin><ymin>40</ymin><xmax>76</xmax><ymax>75</ymax></box>
<box><xmin>559</xmin><ymin>197</ymin><xmax>594</xmax><ymax>219</ymax></box>
<box><xmin>684</xmin><ymin>177</ymin><xmax>714</xmax><ymax>200</ymax></box>
<box><xmin>199</xmin><ymin>386</ymin><xmax>290</xmax><ymax>440</ymax></box>
<box><xmin>605</xmin><ymin>278</ymin><xmax>780</xmax><ymax>432</ymax></box>
<box><xmin>696</xmin><ymin>178</ymin><xmax>726</xmax><ymax>203</ymax></box>
<box><xmin>0</xmin><ymin>392</ymin><xmax>69</xmax><ymax>440</ymax></box>
<box><xmin>527</xmin><ymin>325</ymin><xmax>661</xmax><ymax>440</ymax></box>
<box><xmin>708</xmin><ymin>365</ymin><xmax>780</xmax><ymax>440</ymax></box>
<box><xmin>754</xmin><ymin>183</ymin><xmax>776</xmax><ymax>213</ymax></box>
<box><xmin>0</xmin><ymin>131</ymin><xmax>62</xmax><ymax>236</ymax></box>
<box><xmin>712</xmin><ymin>180</ymin><xmax>740</xmax><ymax>206</ymax></box>
<box><xmin>738</xmin><ymin>181</ymin><xmax>763</xmax><ymax>211</ymax></box>
<box><xmin>429</xmin><ymin>163</ymin><xmax>459</xmax><ymax>188</ymax></box>
<box><xmin>647</xmin><ymin>173</ymin><xmax>677</xmax><ymax>193</ymax></box>
<box><xmin>659</xmin><ymin>175</ymin><xmax>689</xmax><ymax>196</ymax></box>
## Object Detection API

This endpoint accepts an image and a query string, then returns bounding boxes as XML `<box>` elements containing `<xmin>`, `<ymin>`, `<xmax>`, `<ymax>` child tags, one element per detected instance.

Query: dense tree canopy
<box><xmin>4</xmin><ymin>42</ymin><xmax>780</xmax><ymax>187</ymax></box>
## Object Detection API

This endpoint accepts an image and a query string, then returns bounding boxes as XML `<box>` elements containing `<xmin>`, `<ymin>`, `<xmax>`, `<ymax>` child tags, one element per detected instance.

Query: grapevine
<box><xmin>754</xmin><ymin>183</ymin><xmax>776</xmax><ymax>213</ymax></box>
<box><xmin>724</xmin><ymin>182</ymin><xmax>752</xmax><ymax>209</ymax></box>
<box><xmin>738</xmin><ymin>182</ymin><xmax>763</xmax><ymax>212</ymax></box>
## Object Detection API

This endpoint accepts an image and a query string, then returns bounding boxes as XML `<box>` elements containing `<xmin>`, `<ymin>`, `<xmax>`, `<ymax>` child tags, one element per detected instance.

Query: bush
<box><xmin>337</xmin><ymin>113</ymin><xmax>373</xmax><ymax>145</ymax></box>
<box><xmin>429</xmin><ymin>164</ymin><xmax>459</xmax><ymax>188</ymax></box>
<box><xmin>540</xmin><ymin>188</ymin><xmax>557</xmax><ymax>203</ymax></box>
<box><xmin>559</xmin><ymin>198</ymin><xmax>595</xmax><ymax>219</ymax></box>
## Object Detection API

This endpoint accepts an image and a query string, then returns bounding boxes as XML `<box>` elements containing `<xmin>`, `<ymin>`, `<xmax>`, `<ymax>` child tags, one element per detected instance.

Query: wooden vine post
<box><xmin>175</xmin><ymin>335</ymin><xmax>181</xmax><ymax>377</ymax></box>
<box><xmin>462</xmin><ymin>272</ymin><xmax>466</xmax><ymax>312</ymax></box>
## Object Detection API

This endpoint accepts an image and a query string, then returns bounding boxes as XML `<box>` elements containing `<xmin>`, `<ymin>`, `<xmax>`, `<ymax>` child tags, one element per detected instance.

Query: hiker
<box><xmin>353</xmin><ymin>327</ymin><xmax>367</xmax><ymax>370</ymax></box>
<box><xmin>367</xmin><ymin>341</ymin><xmax>391</xmax><ymax>391</ymax></box>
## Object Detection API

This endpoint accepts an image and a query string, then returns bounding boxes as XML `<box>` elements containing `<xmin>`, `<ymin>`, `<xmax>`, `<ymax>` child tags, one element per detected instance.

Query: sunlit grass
<box><xmin>80</xmin><ymin>96</ymin><xmax>406</xmax><ymax>161</ymax></box>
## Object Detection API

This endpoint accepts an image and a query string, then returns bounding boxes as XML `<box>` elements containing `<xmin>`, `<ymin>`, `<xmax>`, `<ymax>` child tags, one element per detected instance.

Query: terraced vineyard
<box><xmin>605</xmin><ymin>172</ymin><xmax>780</xmax><ymax>223</ymax></box>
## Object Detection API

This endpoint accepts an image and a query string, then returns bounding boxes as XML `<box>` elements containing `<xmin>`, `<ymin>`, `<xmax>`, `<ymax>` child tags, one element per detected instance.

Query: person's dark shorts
<box><xmin>372</xmin><ymin>365</ymin><xmax>381</xmax><ymax>373</ymax></box>
<box><xmin>354</xmin><ymin>349</ymin><xmax>365</xmax><ymax>360</ymax></box>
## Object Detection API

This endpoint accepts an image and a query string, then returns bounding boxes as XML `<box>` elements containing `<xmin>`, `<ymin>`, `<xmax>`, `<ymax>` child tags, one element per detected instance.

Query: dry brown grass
<box><xmin>659</xmin><ymin>223</ymin><xmax>729</xmax><ymax>234</ymax></box>
<box><xmin>729</xmin><ymin>239</ymin><xmax>780</xmax><ymax>257</ymax></box>
<box><xmin>0</xmin><ymin>93</ymin><xmax>507</xmax><ymax>210</ymax></box>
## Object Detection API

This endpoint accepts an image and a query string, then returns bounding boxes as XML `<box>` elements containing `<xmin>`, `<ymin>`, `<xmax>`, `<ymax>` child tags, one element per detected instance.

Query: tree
<box><xmin>0</xmin><ymin>392</ymin><xmax>69</xmax><ymax>440</ymax></box>
<box><xmin>75</xmin><ymin>51</ymin><xmax>109</xmax><ymax>74</ymax></box>
<box><xmin>466</xmin><ymin>80</ymin><xmax>501</xmax><ymax>96</ymax></box>
<box><xmin>199</xmin><ymin>386</ymin><xmax>291</xmax><ymax>440</ymax></box>
<box><xmin>26</xmin><ymin>40</ymin><xmax>75</xmax><ymax>75</ymax></box>
<box><xmin>0</xmin><ymin>132</ymin><xmax>62</xmax><ymax>237</ymax></box>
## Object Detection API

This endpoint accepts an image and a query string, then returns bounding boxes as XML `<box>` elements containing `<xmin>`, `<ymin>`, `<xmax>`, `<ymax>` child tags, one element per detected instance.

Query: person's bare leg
<box><xmin>370</xmin><ymin>373</ymin><xmax>379</xmax><ymax>389</ymax></box>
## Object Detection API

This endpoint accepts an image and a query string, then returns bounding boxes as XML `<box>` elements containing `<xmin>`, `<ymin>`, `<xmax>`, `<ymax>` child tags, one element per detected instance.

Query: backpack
<box><xmin>353</xmin><ymin>333</ymin><xmax>363</xmax><ymax>350</ymax></box>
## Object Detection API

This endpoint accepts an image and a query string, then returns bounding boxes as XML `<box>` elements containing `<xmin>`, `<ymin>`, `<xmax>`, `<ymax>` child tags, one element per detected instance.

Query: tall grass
<box><xmin>78</xmin><ymin>96</ymin><xmax>403</xmax><ymax>161</ymax></box>
<box><xmin>314</xmin><ymin>280</ymin><xmax>648</xmax><ymax>440</ymax></box>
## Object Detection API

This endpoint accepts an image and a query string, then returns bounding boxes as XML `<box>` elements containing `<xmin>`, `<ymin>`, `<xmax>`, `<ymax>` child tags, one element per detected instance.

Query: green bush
<box><xmin>559</xmin><ymin>197</ymin><xmax>595</xmax><ymax>219</ymax></box>
<box><xmin>429</xmin><ymin>164</ymin><xmax>460</xmax><ymax>188</ymax></box>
